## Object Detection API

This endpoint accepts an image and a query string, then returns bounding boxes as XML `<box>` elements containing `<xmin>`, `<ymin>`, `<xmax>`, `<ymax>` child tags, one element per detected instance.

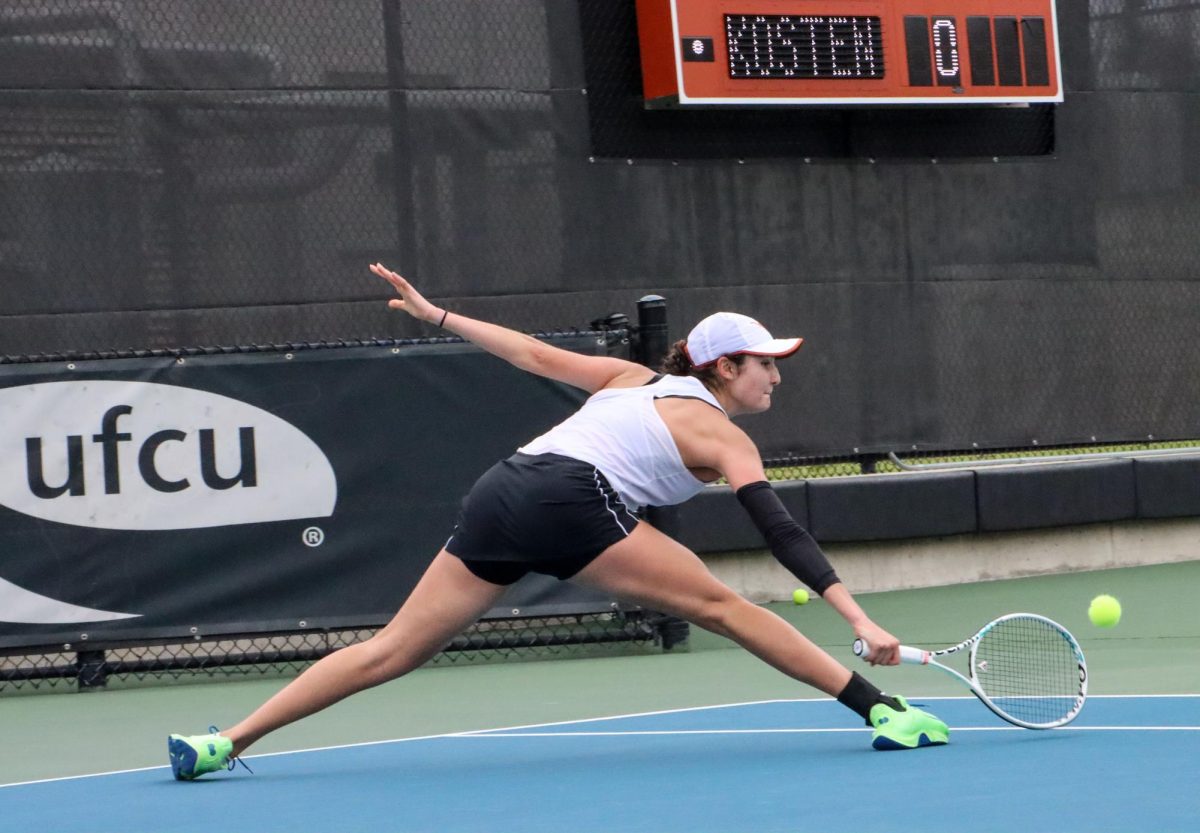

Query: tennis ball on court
<box><xmin>1088</xmin><ymin>594</ymin><xmax>1121</xmax><ymax>628</ymax></box>
<box><xmin>792</xmin><ymin>588</ymin><xmax>810</xmax><ymax>606</ymax></box>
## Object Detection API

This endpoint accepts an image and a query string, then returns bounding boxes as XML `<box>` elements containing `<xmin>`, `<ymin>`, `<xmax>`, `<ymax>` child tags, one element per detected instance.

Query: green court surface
<box><xmin>1</xmin><ymin>560</ymin><xmax>1196</xmax><ymax>787</ymax></box>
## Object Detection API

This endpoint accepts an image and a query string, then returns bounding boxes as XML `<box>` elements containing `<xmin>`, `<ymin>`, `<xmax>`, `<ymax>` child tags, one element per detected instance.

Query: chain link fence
<box><xmin>0</xmin><ymin>610</ymin><xmax>687</xmax><ymax>695</ymax></box>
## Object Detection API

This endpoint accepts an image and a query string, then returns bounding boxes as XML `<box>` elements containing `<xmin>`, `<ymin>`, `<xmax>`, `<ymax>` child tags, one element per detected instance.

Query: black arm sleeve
<box><xmin>735</xmin><ymin>480</ymin><xmax>840</xmax><ymax>595</ymax></box>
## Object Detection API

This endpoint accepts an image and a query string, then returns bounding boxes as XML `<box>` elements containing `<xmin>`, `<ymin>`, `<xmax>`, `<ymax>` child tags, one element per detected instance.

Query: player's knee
<box><xmin>357</xmin><ymin>634</ymin><xmax>420</xmax><ymax>683</ymax></box>
<box><xmin>687</xmin><ymin>591</ymin><xmax>744</xmax><ymax>638</ymax></box>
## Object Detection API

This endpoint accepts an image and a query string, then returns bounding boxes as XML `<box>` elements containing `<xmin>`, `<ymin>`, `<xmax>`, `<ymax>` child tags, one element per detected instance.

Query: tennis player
<box><xmin>167</xmin><ymin>264</ymin><xmax>948</xmax><ymax>779</ymax></box>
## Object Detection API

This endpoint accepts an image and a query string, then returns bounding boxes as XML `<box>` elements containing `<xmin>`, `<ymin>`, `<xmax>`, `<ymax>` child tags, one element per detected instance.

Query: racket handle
<box><xmin>852</xmin><ymin>638</ymin><xmax>929</xmax><ymax>665</ymax></box>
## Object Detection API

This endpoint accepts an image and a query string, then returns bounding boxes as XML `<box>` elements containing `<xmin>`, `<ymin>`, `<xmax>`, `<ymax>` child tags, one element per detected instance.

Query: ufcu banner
<box><xmin>0</xmin><ymin>340</ymin><xmax>609</xmax><ymax>648</ymax></box>
<box><xmin>7</xmin><ymin>381</ymin><xmax>336</xmax><ymax>531</ymax></box>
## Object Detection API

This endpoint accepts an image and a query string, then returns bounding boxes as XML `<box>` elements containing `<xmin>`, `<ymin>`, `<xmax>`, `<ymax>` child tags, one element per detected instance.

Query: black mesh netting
<box><xmin>0</xmin><ymin>1</ymin><xmax>1197</xmax><ymax>460</ymax></box>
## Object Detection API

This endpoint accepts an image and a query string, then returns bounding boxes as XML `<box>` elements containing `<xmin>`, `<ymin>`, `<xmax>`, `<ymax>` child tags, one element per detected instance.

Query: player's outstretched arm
<box><xmin>819</xmin><ymin>585</ymin><xmax>900</xmax><ymax>666</ymax></box>
<box><xmin>701</xmin><ymin>419</ymin><xmax>902</xmax><ymax>665</ymax></box>
<box><xmin>370</xmin><ymin>263</ymin><xmax>650</xmax><ymax>393</ymax></box>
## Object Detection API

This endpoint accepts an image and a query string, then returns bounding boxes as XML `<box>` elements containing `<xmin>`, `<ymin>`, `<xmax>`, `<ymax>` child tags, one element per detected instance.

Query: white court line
<box><xmin>446</xmin><ymin>697</ymin><xmax>817</xmax><ymax>735</ymax></box>
<box><xmin>0</xmin><ymin>701</ymin><xmax>800</xmax><ymax>790</ymax></box>
<box><xmin>3</xmin><ymin>694</ymin><xmax>1195</xmax><ymax>789</ymax></box>
<box><xmin>454</xmin><ymin>725</ymin><xmax>1200</xmax><ymax>738</ymax></box>
<box><xmin>444</xmin><ymin>693</ymin><xmax>1200</xmax><ymax>738</ymax></box>
<box><xmin>1087</xmin><ymin>693</ymin><xmax>1200</xmax><ymax>698</ymax></box>
<box><xmin>0</xmin><ymin>764</ymin><xmax>172</xmax><ymax>790</ymax></box>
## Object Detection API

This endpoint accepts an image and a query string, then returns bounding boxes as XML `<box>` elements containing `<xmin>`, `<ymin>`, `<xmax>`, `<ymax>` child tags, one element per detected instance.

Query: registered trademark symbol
<box><xmin>302</xmin><ymin>526</ymin><xmax>325</xmax><ymax>547</ymax></box>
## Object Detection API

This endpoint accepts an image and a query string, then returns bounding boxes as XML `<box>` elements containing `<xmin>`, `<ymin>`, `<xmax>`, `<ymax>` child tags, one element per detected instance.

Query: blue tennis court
<box><xmin>2</xmin><ymin>695</ymin><xmax>1195</xmax><ymax>833</ymax></box>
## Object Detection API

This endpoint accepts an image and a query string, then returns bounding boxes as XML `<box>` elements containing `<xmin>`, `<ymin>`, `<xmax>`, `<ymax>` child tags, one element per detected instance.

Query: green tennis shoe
<box><xmin>869</xmin><ymin>696</ymin><xmax>949</xmax><ymax>750</ymax></box>
<box><xmin>168</xmin><ymin>726</ymin><xmax>245</xmax><ymax>780</ymax></box>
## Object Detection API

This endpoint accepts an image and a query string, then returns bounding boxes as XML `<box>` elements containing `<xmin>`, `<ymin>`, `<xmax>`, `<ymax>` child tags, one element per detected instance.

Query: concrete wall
<box><xmin>703</xmin><ymin>517</ymin><xmax>1200</xmax><ymax>603</ymax></box>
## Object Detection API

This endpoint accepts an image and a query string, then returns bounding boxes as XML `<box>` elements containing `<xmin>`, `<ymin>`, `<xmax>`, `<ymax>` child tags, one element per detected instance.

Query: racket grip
<box><xmin>852</xmin><ymin>638</ymin><xmax>929</xmax><ymax>665</ymax></box>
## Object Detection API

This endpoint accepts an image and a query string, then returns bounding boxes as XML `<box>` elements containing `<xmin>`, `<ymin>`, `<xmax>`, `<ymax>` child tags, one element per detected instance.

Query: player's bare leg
<box><xmin>574</xmin><ymin>523</ymin><xmax>948</xmax><ymax>749</ymax></box>
<box><xmin>573</xmin><ymin>522</ymin><xmax>852</xmax><ymax>696</ymax></box>
<box><xmin>223</xmin><ymin>551</ymin><xmax>507</xmax><ymax>756</ymax></box>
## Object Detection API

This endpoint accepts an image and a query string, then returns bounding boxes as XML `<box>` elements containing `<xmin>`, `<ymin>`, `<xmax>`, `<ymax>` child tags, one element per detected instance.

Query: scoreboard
<box><xmin>635</xmin><ymin>0</ymin><xmax>1062</xmax><ymax>106</ymax></box>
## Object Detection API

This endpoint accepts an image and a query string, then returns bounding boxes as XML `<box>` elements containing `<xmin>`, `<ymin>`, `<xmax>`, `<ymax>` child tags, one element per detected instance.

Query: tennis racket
<box><xmin>853</xmin><ymin>613</ymin><xmax>1087</xmax><ymax>729</ymax></box>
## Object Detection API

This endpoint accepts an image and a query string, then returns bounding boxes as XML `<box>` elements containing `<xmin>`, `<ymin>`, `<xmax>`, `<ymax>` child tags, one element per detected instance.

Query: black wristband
<box><xmin>438</xmin><ymin>309</ymin><xmax>448</xmax><ymax>327</ymax></box>
<box><xmin>735</xmin><ymin>480</ymin><xmax>840</xmax><ymax>595</ymax></box>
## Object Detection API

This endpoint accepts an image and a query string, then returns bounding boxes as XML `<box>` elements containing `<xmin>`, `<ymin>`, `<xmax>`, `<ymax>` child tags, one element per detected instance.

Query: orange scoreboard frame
<box><xmin>635</xmin><ymin>0</ymin><xmax>1062</xmax><ymax>106</ymax></box>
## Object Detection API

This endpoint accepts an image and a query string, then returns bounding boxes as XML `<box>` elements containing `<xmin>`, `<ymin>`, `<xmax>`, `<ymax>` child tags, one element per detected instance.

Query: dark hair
<box><xmin>660</xmin><ymin>339</ymin><xmax>747</xmax><ymax>393</ymax></box>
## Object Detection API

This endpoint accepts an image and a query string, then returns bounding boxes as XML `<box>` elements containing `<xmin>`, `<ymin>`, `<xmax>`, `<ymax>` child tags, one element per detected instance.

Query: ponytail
<box><xmin>659</xmin><ymin>338</ymin><xmax>746</xmax><ymax>392</ymax></box>
<box><xmin>660</xmin><ymin>339</ymin><xmax>693</xmax><ymax>376</ymax></box>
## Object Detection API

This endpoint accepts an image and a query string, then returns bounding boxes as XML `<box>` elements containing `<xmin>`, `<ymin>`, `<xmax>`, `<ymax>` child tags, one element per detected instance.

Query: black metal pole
<box><xmin>75</xmin><ymin>649</ymin><xmax>108</xmax><ymax>690</ymax></box>
<box><xmin>636</xmin><ymin>294</ymin><xmax>687</xmax><ymax>649</ymax></box>
<box><xmin>636</xmin><ymin>294</ymin><xmax>683</xmax><ymax>559</ymax></box>
<box><xmin>635</xmin><ymin>294</ymin><xmax>668</xmax><ymax>369</ymax></box>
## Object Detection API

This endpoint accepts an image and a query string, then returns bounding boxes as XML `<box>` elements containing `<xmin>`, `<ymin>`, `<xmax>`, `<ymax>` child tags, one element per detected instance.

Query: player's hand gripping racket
<box><xmin>853</xmin><ymin>613</ymin><xmax>1087</xmax><ymax>729</ymax></box>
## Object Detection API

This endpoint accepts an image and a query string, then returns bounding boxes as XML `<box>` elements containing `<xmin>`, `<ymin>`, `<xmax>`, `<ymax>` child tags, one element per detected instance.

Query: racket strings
<box><xmin>973</xmin><ymin>617</ymin><xmax>1082</xmax><ymax>726</ymax></box>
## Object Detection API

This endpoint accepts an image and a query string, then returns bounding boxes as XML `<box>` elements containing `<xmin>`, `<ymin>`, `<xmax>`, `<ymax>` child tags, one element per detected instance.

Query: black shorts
<box><xmin>445</xmin><ymin>452</ymin><xmax>639</xmax><ymax>585</ymax></box>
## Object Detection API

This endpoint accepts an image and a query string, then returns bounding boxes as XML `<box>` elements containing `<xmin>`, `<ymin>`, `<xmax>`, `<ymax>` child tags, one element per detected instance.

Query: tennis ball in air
<box><xmin>1088</xmin><ymin>594</ymin><xmax>1122</xmax><ymax>628</ymax></box>
<box><xmin>792</xmin><ymin>588</ymin><xmax>810</xmax><ymax>606</ymax></box>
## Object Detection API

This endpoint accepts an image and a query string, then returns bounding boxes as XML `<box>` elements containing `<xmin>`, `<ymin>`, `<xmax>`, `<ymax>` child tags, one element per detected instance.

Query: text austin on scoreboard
<box><xmin>635</xmin><ymin>0</ymin><xmax>1063</xmax><ymax>106</ymax></box>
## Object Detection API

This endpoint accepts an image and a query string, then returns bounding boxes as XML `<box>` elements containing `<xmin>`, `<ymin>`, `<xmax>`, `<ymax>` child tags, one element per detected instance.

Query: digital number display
<box><xmin>725</xmin><ymin>15</ymin><xmax>884</xmax><ymax>79</ymax></box>
<box><xmin>634</xmin><ymin>0</ymin><xmax>1062</xmax><ymax>106</ymax></box>
<box><xmin>903</xmin><ymin>15</ymin><xmax>1050</xmax><ymax>88</ymax></box>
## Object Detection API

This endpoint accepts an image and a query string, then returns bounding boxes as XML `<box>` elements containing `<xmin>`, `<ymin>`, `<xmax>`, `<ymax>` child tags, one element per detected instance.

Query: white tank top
<box><xmin>518</xmin><ymin>375</ymin><xmax>726</xmax><ymax>511</ymax></box>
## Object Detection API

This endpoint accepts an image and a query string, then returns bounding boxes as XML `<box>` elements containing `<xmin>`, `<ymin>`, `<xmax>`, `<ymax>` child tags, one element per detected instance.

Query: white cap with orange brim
<box><xmin>683</xmin><ymin>312</ymin><xmax>803</xmax><ymax>368</ymax></box>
